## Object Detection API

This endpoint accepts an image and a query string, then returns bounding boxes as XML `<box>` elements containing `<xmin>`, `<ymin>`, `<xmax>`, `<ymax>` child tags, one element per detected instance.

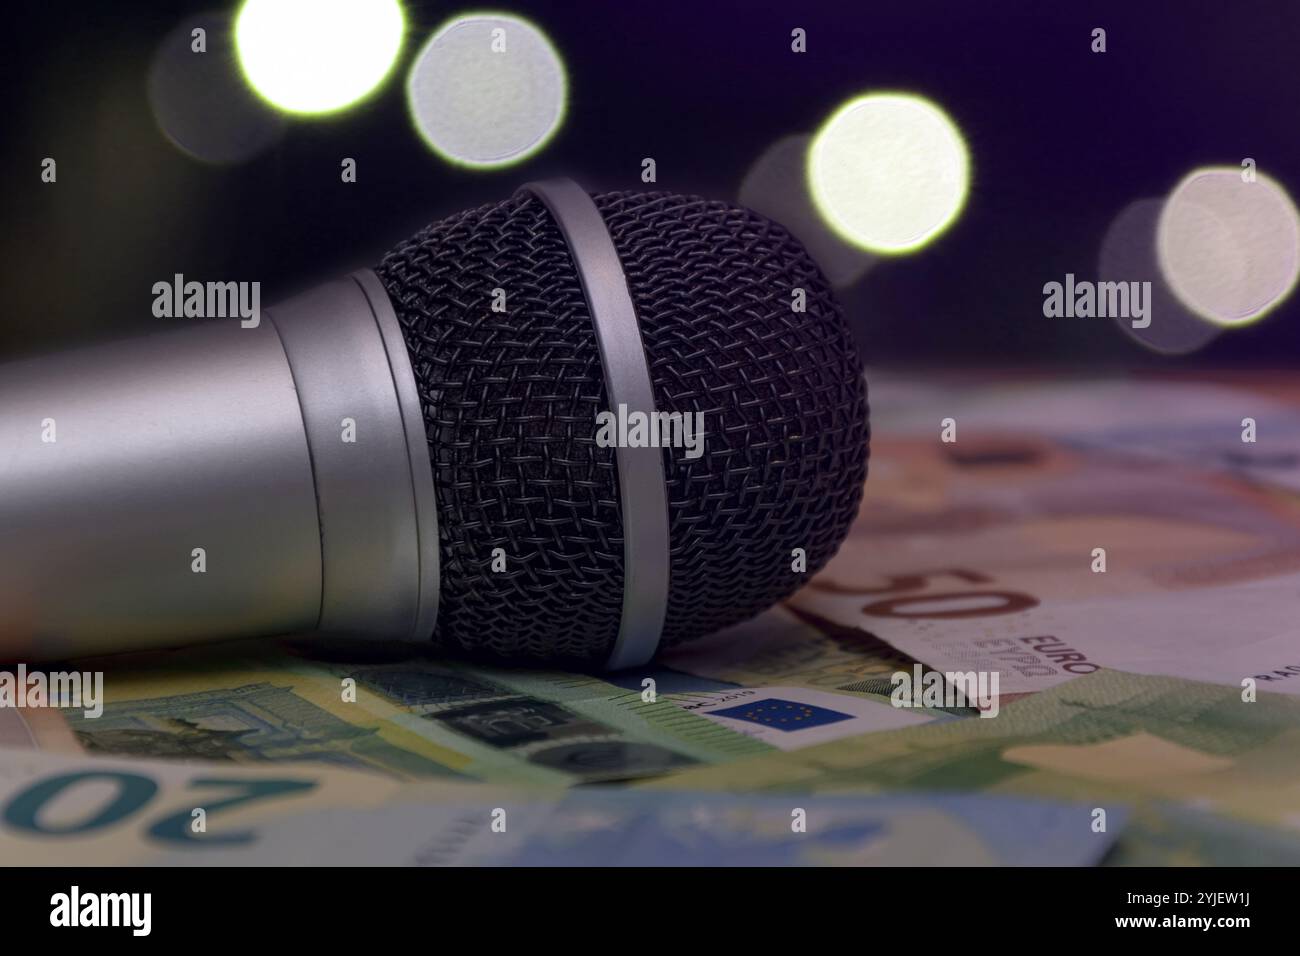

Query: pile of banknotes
<box><xmin>5</xmin><ymin>372</ymin><xmax>1300</xmax><ymax>865</ymax></box>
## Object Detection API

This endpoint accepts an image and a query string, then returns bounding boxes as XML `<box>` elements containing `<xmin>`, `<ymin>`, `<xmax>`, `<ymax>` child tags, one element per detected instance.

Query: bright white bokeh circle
<box><xmin>738</xmin><ymin>134</ymin><xmax>875</xmax><ymax>289</ymax></box>
<box><xmin>1098</xmin><ymin>198</ymin><xmax>1222</xmax><ymax>356</ymax></box>
<box><xmin>808</xmin><ymin>92</ymin><xmax>970</xmax><ymax>254</ymax></box>
<box><xmin>1157</xmin><ymin>167</ymin><xmax>1300</xmax><ymax>327</ymax></box>
<box><xmin>235</xmin><ymin>0</ymin><xmax>405</xmax><ymax>115</ymax></box>
<box><xmin>407</xmin><ymin>14</ymin><xmax>566</xmax><ymax>168</ymax></box>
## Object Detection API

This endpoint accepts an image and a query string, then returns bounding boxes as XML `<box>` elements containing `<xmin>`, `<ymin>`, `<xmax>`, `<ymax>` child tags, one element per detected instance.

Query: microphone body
<box><xmin>0</xmin><ymin>181</ymin><xmax>870</xmax><ymax>669</ymax></box>
<box><xmin>0</xmin><ymin>271</ymin><xmax>440</xmax><ymax>661</ymax></box>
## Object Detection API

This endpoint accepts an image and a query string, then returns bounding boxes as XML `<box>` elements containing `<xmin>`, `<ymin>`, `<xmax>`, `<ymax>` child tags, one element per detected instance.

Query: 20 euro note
<box><xmin>0</xmin><ymin>747</ymin><xmax>1123</xmax><ymax>866</ymax></box>
<box><xmin>140</xmin><ymin>788</ymin><xmax>1123</xmax><ymax>867</ymax></box>
<box><xmin>0</xmin><ymin>748</ymin><xmax>421</xmax><ymax>865</ymax></box>
<box><xmin>789</xmin><ymin>419</ymin><xmax>1300</xmax><ymax>697</ymax></box>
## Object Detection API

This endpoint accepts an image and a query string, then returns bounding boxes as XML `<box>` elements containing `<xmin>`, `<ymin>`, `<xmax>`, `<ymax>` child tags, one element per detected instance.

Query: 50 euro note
<box><xmin>869</xmin><ymin>375</ymin><xmax>1300</xmax><ymax>494</ymax></box>
<box><xmin>789</xmin><ymin>425</ymin><xmax>1300</xmax><ymax>697</ymax></box>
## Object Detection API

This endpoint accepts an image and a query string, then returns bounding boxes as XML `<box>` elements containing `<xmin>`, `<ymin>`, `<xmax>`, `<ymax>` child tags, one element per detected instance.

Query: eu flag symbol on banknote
<box><xmin>711</xmin><ymin>698</ymin><xmax>854</xmax><ymax>731</ymax></box>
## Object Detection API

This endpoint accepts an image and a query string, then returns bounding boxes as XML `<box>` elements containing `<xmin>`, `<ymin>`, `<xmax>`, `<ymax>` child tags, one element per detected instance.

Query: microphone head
<box><xmin>375</xmin><ymin>190</ymin><xmax>869</xmax><ymax>665</ymax></box>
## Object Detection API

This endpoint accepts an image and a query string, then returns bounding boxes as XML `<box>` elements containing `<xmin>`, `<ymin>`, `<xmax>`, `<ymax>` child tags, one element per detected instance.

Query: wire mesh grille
<box><xmin>376</xmin><ymin>189</ymin><xmax>868</xmax><ymax>664</ymax></box>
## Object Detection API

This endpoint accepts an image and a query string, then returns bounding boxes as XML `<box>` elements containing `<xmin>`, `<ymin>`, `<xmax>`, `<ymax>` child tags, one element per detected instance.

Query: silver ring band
<box><xmin>266</xmin><ymin>271</ymin><xmax>441</xmax><ymax>642</ymax></box>
<box><xmin>519</xmin><ymin>179</ymin><xmax>670</xmax><ymax>670</ymax></box>
<box><xmin>353</xmin><ymin>269</ymin><xmax>442</xmax><ymax>641</ymax></box>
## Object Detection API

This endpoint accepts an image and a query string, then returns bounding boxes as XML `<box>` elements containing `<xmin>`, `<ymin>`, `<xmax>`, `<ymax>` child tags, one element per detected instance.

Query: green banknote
<box><xmin>644</xmin><ymin>668</ymin><xmax>1300</xmax><ymax>851</ymax></box>
<box><xmin>6</xmin><ymin>604</ymin><xmax>959</xmax><ymax>784</ymax></box>
<box><xmin>660</xmin><ymin>604</ymin><xmax>979</xmax><ymax>715</ymax></box>
<box><xmin>144</xmin><ymin>791</ymin><xmax>1122</xmax><ymax>866</ymax></box>
<box><xmin>8</xmin><ymin>639</ymin><xmax>790</xmax><ymax>785</ymax></box>
<box><xmin>0</xmin><ymin>748</ymin><xmax>1120</xmax><ymax>866</ymax></box>
<box><xmin>0</xmin><ymin>709</ymin><xmax>1122</xmax><ymax>867</ymax></box>
<box><xmin>1103</xmin><ymin>803</ymin><xmax>1300</xmax><ymax>866</ymax></box>
<box><xmin>0</xmin><ymin>749</ymin><xmax>416</xmax><ymax>865</ymax></box>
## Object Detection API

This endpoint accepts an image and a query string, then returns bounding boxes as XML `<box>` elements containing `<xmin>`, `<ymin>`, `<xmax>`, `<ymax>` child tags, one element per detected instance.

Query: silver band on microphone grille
<box><xmin>354</xmin><ymin>269</ymin><xmax>442</xmax><ymax>642</ymax></box>
<box><xmin>267</xmin><ymin>271</ymin><xmax>441</xmax><ymax>643</ymax></box>
<box><xmin>519</xmin><ymin>179</ymin><xmax>670</xmax><ymax>670</ymax></box>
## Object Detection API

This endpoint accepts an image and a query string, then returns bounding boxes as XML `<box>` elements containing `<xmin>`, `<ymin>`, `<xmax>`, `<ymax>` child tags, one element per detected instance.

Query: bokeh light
<box><xmin>1157</xmin><ymin>167</ymin><xmax>1300</xmax><ymax>327</ymax></box>
<box><xmin>1099</xmin><ymin>199</ymin><xmax>1222</xmax><ymax>355</ymax></box>
<box><xmin>738</xmin><ymin>134</ymin><xmax>875</xmax><ymax>289</ymax></box>
<box><xmin>149</xmin><ymin>12</ymin><xmax>285</xmax><ymax>164</ymax></box>
<box><xmin>407</xmin><ymin>13</ymin><xmax>566</xmax><ymax>168</ymax></box>
<box><xmin>235</xmin><ymin>0</ymin><xmax>405</xmax><ymax>115</ymax></box>
<box><xmin>808</xmin><ymin>92</ymin><xmax>970</xmax><ymax>255</ymax></box>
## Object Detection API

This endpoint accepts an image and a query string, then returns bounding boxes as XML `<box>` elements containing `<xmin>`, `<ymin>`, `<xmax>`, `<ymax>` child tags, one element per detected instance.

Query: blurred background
<box><xmin>3</xmin><ymin>0</ymin><xmax>1298</xmax><ymax>367</ymax></box>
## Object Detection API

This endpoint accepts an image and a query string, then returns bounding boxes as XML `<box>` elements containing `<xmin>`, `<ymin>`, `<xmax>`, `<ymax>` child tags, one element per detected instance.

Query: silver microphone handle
<box><xmin>0</xmin><ymin>270</ymin><xmax>440</xmax><ymax>661</ymax></box>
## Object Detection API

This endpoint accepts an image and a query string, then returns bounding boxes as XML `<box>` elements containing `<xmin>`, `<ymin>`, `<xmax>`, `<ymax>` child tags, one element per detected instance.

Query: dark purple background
<box><xmin>5</xmin><ymin>0</ymin><xmax>1298</xmax><ymax>367</ymax></box>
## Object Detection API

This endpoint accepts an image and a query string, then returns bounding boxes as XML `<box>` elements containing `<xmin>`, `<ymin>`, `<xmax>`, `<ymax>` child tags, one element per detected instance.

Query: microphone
<box><xmin>0</xmin><ymin>180</ymin><xmax>869</xmax><ymax>670</ymax></box>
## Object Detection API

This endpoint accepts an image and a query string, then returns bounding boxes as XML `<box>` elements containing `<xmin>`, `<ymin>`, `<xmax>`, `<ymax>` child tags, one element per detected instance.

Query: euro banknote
<box><xmin>1</xmin><ymin>633</ymin><xmax>933</xmax><ymax>785</ymax></box>
<box><xmin>868</xmin><ymin>374</ymin><xmax>1300</xmax><ymax>493</ymax></box>
<box><xmin>140</xmin><ymin>788</ymin><xmax>1120</xmax><ymax>867</ymax></box>
<box><xmin>0</xmin><ymin>747</ymin><xmax>1122</xmax><ymax>865</ymax></box>
<box><xmin>644</xmin><ymin>669</ymin><xmax>1300</xmax><ymax>837</ymax></box>
<box><xmin>2</xmin><ymin>680</ymin><xmax>1283</xmax><ymax>866</ymax></box>
<box><xmin>0</xmin><ymin>749</ymin><xmax>414</xmax><ymax>865</ymax></box>
<box><xmin>1103</xmin><ymin>802</ymin><xmax>1300</xmax><ymax>866</ymax></box>
<box><xmin>2</xmin><ymin>641</ymin><xmax>749</xmax><ymax>784</ymax></box>
<box><xmin>791</xmin><ymin>376</ymin><xmax>1300</xmax><ymax>697</ymax></box>
<box><xmin>663</xmin><ymin>604</ymin><xmax>938</xmax><ymax>697</ymax></box>
<box><xmin>0</xmin><ymin>608</ymin><xmax>956</xmax><ymax>780</ymax></box>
